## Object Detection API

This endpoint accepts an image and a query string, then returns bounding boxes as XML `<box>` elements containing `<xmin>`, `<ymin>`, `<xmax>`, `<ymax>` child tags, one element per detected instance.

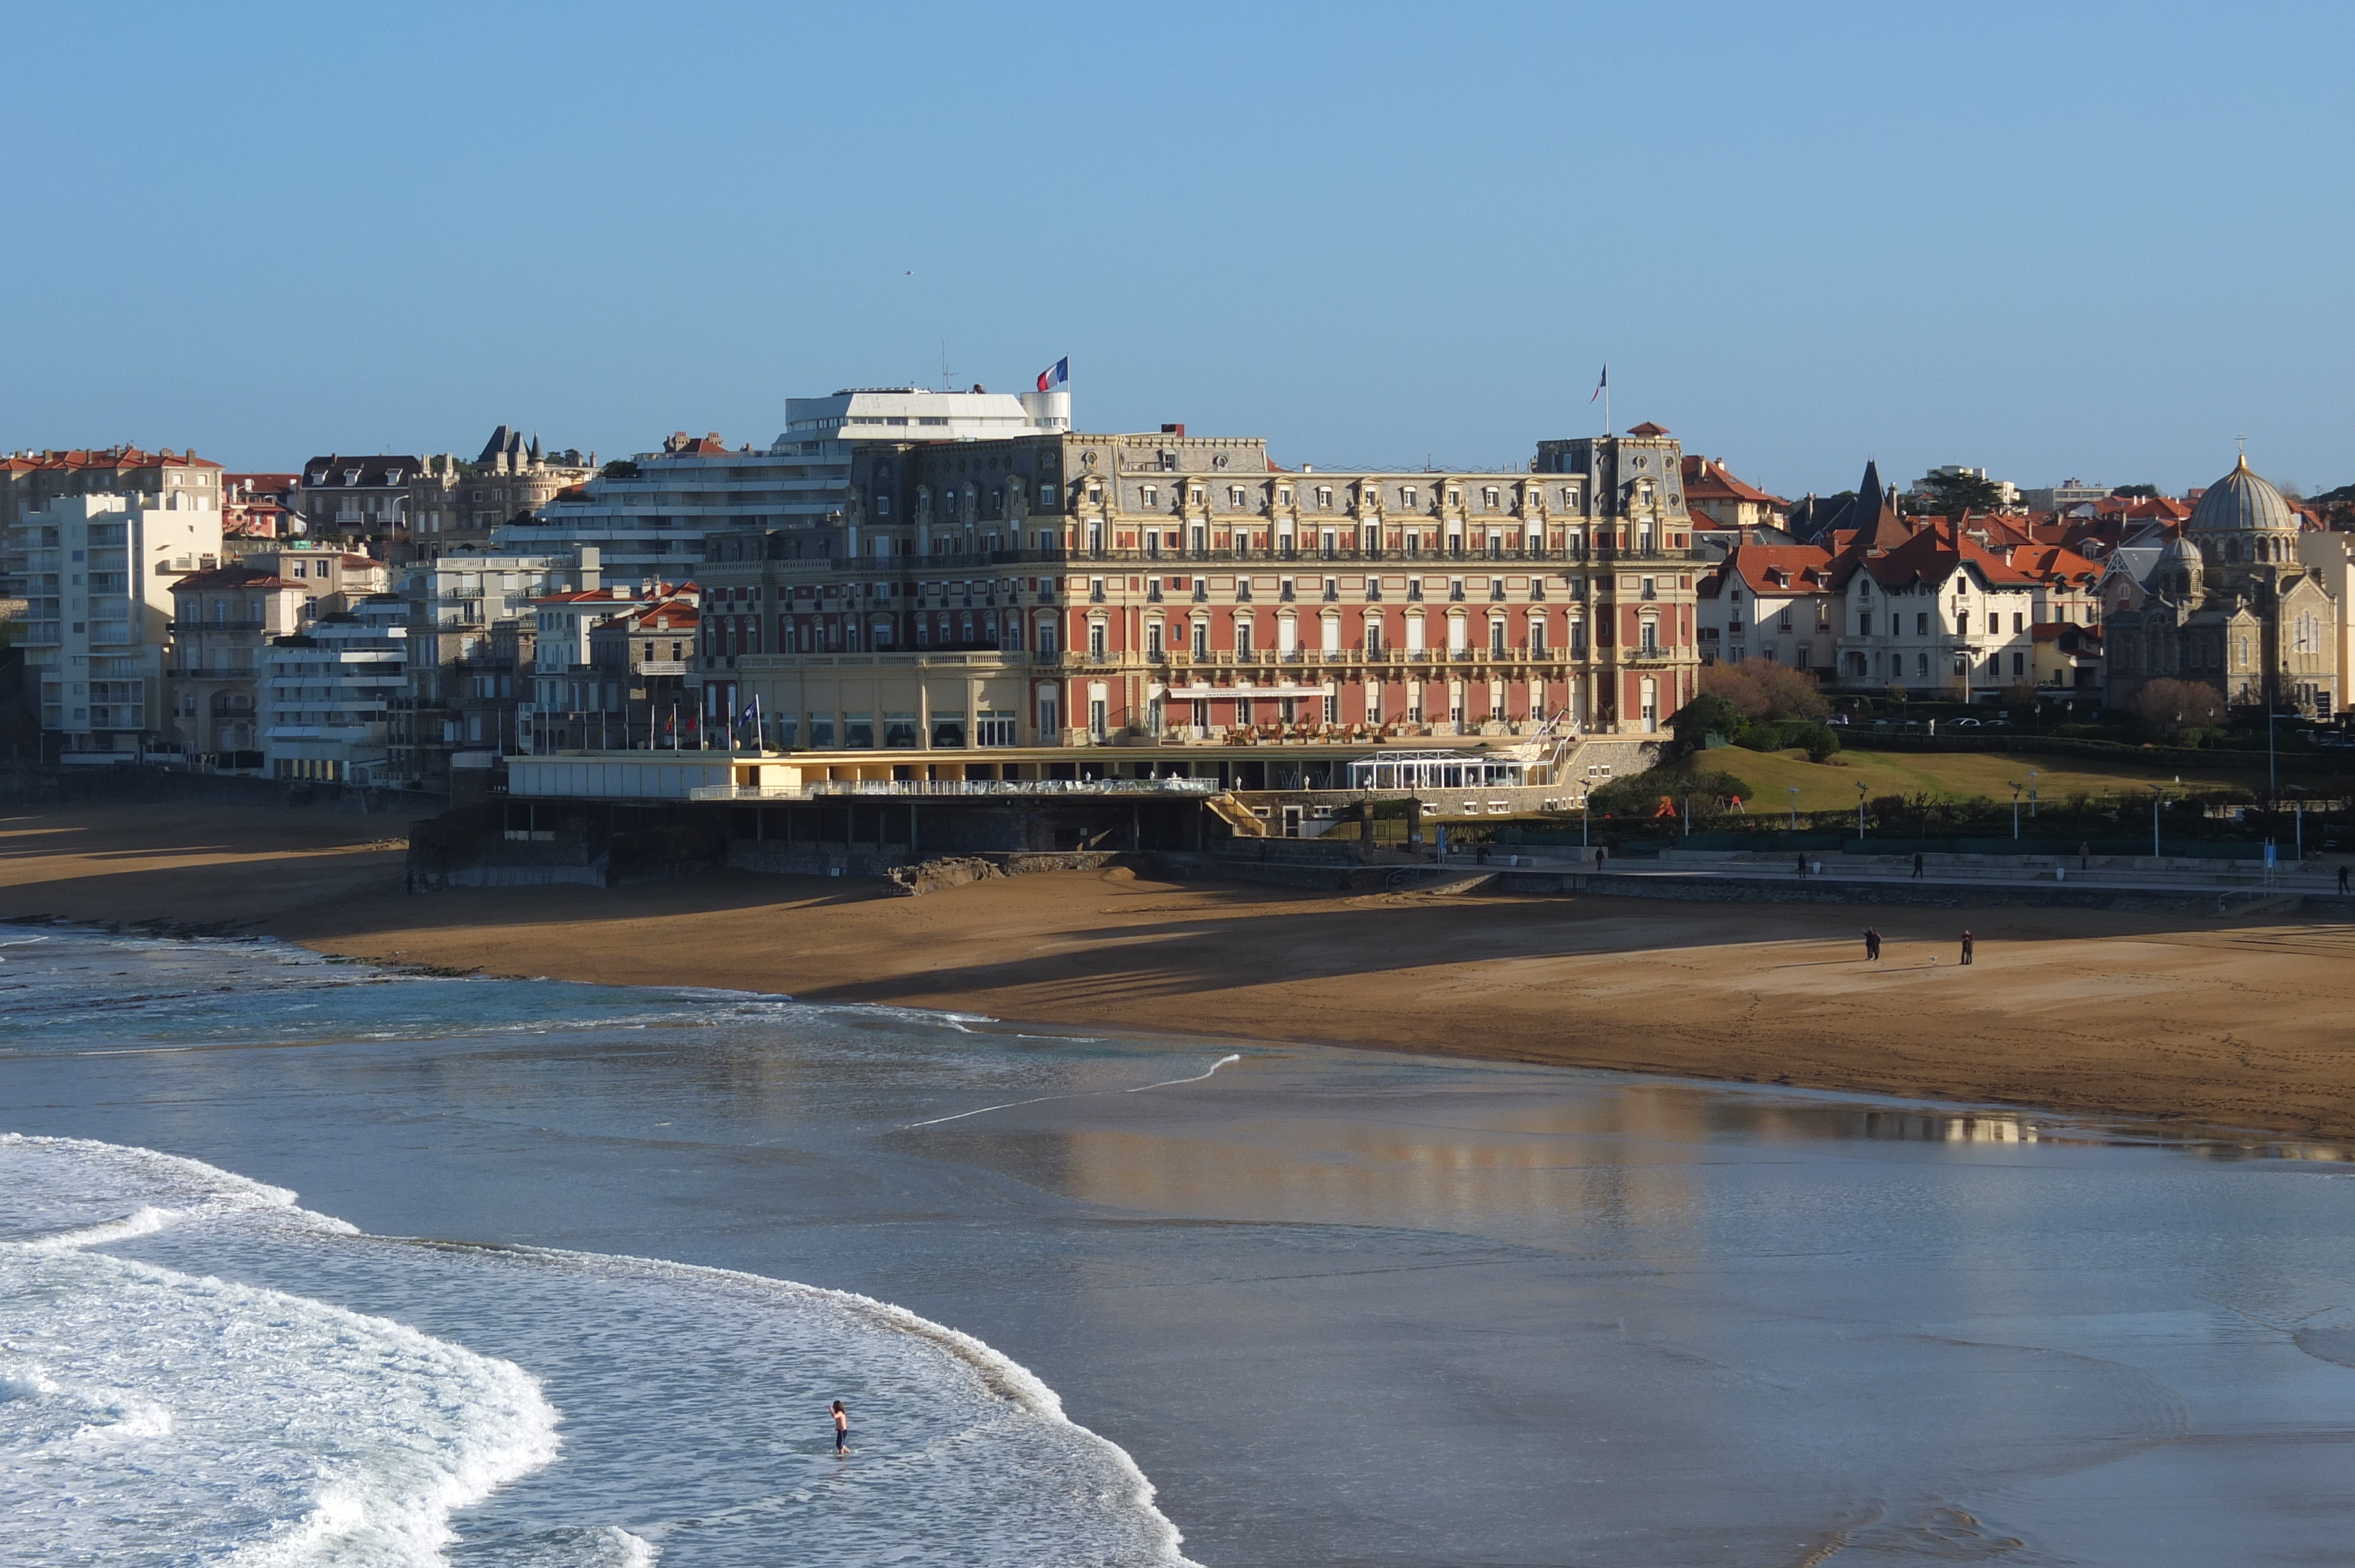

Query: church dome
<box><xmin>2189</xmin><ymin>454</ymin><xmax>2296</xmax><ymax>534</ymax></box>
<box><xmin>2160</xmin><ymin>533</ymin><xmax>2202</xmax><ymax>565</ymax></box>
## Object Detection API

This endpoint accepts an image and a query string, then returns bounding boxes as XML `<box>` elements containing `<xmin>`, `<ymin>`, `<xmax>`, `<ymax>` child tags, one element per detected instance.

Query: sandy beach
<box><xmin>5</xmin><ymin>798</ymin><xmax>2353</xmax><ymax>1142</ymax></box>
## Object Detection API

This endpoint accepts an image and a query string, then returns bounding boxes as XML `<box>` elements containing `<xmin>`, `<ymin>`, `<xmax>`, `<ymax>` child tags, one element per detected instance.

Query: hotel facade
<box><xmin>686</xmin><ymin>421</ymin><xmax>1704</xmax><ymax>761</ymax></box>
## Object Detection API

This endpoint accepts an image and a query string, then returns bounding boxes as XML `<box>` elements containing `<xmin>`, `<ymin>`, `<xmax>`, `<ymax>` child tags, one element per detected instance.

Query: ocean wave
<box><xmin>4</xmin><ymin>1132</ymin><xmax>1198</xmax><ymax>1566</ymax></box>
<box><xmin>0</xmin><ymin>1247</ymin><xmax>561</xmax><ymax>1568</ymax></box>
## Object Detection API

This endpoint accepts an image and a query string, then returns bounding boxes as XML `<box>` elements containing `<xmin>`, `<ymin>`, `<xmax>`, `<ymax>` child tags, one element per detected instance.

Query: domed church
<box><xmin>2101</xmin><ymin>454</ymin><xmax>2340</xmax><ymax>716</ymax></box>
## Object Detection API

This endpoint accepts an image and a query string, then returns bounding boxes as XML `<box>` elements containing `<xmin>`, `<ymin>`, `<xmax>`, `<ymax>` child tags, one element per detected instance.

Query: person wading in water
<box><xmin>832</xmin><ymin>1400</ymin><xmax>853</xmax><ymax>1456</ymax></box>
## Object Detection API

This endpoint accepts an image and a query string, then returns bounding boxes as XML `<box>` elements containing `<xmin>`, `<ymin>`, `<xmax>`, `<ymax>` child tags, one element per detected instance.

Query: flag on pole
<box><xmin>1036</xmin><ymin>357</ymin><xmax>1069</xmax><ymax>393</ymax></box>
<box><xmin>1589</xmin><ymin>364</ymin><xmax>1607</xmax><ymax>404</ymax></box>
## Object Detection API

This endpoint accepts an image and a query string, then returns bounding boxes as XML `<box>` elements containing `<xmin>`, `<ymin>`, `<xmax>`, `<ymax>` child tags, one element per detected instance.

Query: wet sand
<box><xmin>5</xmin><ymin>799</ymin><xmax>2353</xmax><ymax>1142</ymax></box>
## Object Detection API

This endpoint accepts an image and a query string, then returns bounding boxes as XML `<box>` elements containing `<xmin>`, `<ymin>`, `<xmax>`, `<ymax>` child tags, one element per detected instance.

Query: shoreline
<box><xmin>7</xmin><ymin>799</ymin><xmax>2355</xmax><ymax>1144</ymax></box>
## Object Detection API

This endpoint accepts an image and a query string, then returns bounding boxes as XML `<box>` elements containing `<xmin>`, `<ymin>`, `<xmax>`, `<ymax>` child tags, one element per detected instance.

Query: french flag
<box><xmin>1036</xmin><ymin>356</ymin><xmax>1069</xmax><ymax>393</ymax></box>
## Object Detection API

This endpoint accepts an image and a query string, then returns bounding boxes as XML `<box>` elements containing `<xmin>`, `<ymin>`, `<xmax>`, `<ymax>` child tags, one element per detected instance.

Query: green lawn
<box><xmin>1709</xmin><ymin>746</ymin><xmax>2264</xmax><ymax>813</ymax></box>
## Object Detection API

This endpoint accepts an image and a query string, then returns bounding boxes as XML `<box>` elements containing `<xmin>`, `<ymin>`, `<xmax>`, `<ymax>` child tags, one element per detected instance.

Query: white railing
<box><xmin>688</xmin><ymin>778</ymin><xmax>1220</xmax><ymax>803</ymax></box>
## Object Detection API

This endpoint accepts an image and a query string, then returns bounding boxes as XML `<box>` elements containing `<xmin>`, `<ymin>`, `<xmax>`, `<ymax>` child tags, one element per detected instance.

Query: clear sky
<box><xmin>4</xmin><ymin>2</ymin><xmax>2347</xmax><ymax>498</ymax></box>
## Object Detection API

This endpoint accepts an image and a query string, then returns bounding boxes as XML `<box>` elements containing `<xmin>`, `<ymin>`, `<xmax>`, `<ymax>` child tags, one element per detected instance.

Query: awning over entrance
<box><xmin>1159</xmin><ymin>683</ymin><xmax>1335</xmax><ymax>699</ymax></box>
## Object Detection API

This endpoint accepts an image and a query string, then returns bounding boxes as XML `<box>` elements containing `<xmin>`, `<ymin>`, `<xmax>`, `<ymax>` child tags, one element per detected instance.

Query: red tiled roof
<box><xmin>1711</xmin><ymin>542</ymin><xmax>1836</xmax><ymax>596</ymax></box>
<box><xmin>2008</xmin><ymin>544</ymin><xmax>2105</xmax><ymax>583</ymax></box>
<box><xmin>1832</xmin><ymin>517</ymin><xmax>2041</xmax><ymax>590</ymax></box>
<box><xmin>4</xmin><ymin>446</ymin><xmax>221</xmax><ymax>471</ymax></box>
<box><xmin>1681</xmin><ymin>456</ymin><xmax>1786</xmax><ymax>507</ymax></box>
<box><xmin>1625</xmin><ymin>421</ymin><xmax>1670</xmax><ymax>437</ymax></box>
<box><xmin>601</xmin><ymin>597</ymin><xmax>701</xmax><ymax>631</ymax></box>
<box><xmin>171</xmin><ymin>566</ymin><xmax>291</xmax><ymax>592</ymax></box>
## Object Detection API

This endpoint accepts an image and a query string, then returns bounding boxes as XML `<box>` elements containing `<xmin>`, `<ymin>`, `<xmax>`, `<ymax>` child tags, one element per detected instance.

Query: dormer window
<box><xmin>1277</xmin><ymin>487</ymin><xmax>1292</xmax><ymax>506</ymax></box>
<box><xmin>343</xmin><ymin>469</ymin><xmax>361</xmax><ymax>485</ymax></box>
<box><xmin>1401</xmin><ymin>486</ymin><xmax>1419</xmax><ymax>509</ymax></box>
<box><xmin>1483</xmin><ymin>487</ymin><xmax>1501</xmax><ymax>508</ymax></box>
<box><xmin>1315</xmin><ymin>486</ymin><xmax>1332</xmax><ymax>509</ymax></box>
<box><xmin>1142</xmin><ymin>485</ymin><xmax>1159</xmax><ymax>508</ymax></box>
<box><xmin>384</xmin><ymin>471</ymin><xmax>402</xmax><ymax>486</ymax></box>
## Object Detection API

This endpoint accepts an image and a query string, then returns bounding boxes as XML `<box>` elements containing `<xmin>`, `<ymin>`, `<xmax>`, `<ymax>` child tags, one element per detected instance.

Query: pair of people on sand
<box><xmin>1863</xmin><ymin>929</ymin><xmax>1972</xmax><ymax>964</ymax></box>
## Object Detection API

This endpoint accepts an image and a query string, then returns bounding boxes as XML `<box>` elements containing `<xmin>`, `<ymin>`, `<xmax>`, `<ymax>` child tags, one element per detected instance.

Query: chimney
<box><xmin>1160</xmin><ymin>423</ymin><xmax>1186</xmax><ymax>438</ymax></box>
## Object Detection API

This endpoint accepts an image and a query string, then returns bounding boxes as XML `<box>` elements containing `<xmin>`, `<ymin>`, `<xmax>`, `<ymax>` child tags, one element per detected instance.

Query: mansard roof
<box><xmin>301</xmin><ymin>454</ymin><xmax>421</xmax><ymax>488</ymax></box>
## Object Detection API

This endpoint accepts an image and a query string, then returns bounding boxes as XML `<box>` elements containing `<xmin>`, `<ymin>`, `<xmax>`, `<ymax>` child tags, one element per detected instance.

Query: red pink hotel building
<box><xmin>684</xmin><ymin>421</ymin><xmax>1702</xmax><ymax>782</ymax></box>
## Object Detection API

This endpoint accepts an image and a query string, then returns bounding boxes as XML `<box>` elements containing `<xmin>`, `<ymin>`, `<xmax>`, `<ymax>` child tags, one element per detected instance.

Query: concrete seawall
<box><xmin>1156</xmin><ymin>854</ymin><xmax>2355</xmax><ymax>917</ymax></box>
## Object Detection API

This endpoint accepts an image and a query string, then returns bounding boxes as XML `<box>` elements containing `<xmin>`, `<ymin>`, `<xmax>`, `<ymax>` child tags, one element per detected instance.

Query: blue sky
<box><xmin>4</xmin><ymin>2</ymin><xmax>2347</xmax><ymax>497</ymax></box>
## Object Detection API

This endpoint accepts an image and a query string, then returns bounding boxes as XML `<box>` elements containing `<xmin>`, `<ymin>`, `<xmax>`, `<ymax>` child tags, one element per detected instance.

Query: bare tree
<box><xmin>2130</xmin><ymin>678</ymin><xmax>2225</xmax><ymax>734</ymax></box>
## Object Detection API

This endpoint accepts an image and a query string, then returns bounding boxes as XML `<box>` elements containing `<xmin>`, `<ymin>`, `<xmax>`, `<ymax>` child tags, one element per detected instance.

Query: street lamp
<box><xmin>2027</xmin><ymin>769</ymin><xmax>2039</xmax><ymax>819</ymax></box>
<box><xmin>1855</xmin><ymin>779</ymin><xmax>1868</xmax><ymax>841</ymax></box>
<box><xmin>2148</xmin><ymin>785</ymin><xmax>2168</xmax><ymax>861</ymax></box>
<box><xmin>1787</xmin><ymin>786</ymin><xmax>1800</xmax><ymax>830</ymax></box>
<box><xmin>2008</xmin><ymin>780</ymin><xmax>2023</xmax><ymax>839</ymax></box>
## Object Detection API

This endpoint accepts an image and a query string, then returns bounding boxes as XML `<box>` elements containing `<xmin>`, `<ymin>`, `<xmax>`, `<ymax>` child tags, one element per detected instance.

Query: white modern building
<box><xmin>9</xmin><ymin>490</ymin><xmax>222</xmax><ymax>761</ymax></box>
<box><xmin>263</xmin><ymin>597</ymin><xmax>409</xmax><ymax>782</ymax></box>
<box><xmin>2021</xmin><ymin>480</ymin><xmax>2112</xmax><ymax>514</ymax></box>
<box><xmin>493</xmin><ymin>386</ymin><xmax>1071</xmax><ymax>581</ymax></box>
<box><xmin>387</xmin><ymin>545</ymin><xmax>603</xmax><ymax>788</ymax></box>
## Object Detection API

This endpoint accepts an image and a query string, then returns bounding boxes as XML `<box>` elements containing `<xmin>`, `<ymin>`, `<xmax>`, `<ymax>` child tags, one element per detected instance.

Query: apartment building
<box><xmin>240</xmin><ymin>546</ymin><xmax>390</xmax><ymax>623</ymax></box>
<box><xmin>6</xmin><ymin>489</ymin><xmax>223</xmax><ymax>760</ymax></box>
<box><xmin>690</xmin><ymin>421</ymin><xmax>1704</xmax><ymax>756</ymax></box>
<box><xmin>405</xmin><ymin>427</ymin><xmax>596</xmax><ymax>563</ymax></box>
<box><xmin>2</xmin><ymin>446</ymin><xmax>221</xmax><ymax>595</ymax></box>
<box><xmin>522</xmin><ymin>573</ymin><xmax>698</xmax><ymax>751</ymax></box>
<box><xmin>583</xmin><ymin>597</ymin><xmax>702</xmax><ymax>750</ymax></box>
<box><xmin>223</xmin><ymin>474</ymin><xmax>299</xmax><ymax>540</ymax></box>
<box><xmin>1681</xmin><ymin>456</ymin><xmax>1787</xmax><ymax>533</ymax></box>
<box><xmin>387</xmin><ymin>546</ymin><xmax>597</xmax><ymax>787</ymax></box>
<box><xmin>496</xmin><ymin>387</ymin><xmax>1068</xmax><ymax>583</ymax></box>
<box><xmin>1696</xmin><ymin>545</ymin><xmax>1836</xmax><ymax>669</ymax></box>
<box><xmin>1832</xmin><ymin>519</ymin><xmax>2045</xmax><ymax>696</ymax></box>
<box><xmin>165</xmin><ymin>565</ymin><xmax>310</xmax><ymax>768</ymax></box>
<box><xmin>263</xmin><ymin>597</ymin><xmax>409</xmax><ymax>782</ymax></box>
<box><xmin>295</xmin><ymin>454</ymin><xmax>417</xmax><ymax>551</ymax></box>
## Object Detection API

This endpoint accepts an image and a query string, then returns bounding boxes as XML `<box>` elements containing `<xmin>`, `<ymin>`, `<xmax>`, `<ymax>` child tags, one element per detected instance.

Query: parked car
<box><xmin>1951</xmin><ymin>717</ymin><xmax>1982</xmax><ymax>728</ymax></box>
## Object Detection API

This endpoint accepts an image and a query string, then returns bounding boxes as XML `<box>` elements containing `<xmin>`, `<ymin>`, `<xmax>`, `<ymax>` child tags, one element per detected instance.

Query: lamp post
<box><xmin>1787</xmin><ymin>786</ymin><xmax>1800</xmax><ymax>831</ymax></box>
<box><xmin>2009</xmin><ymin>781</ymin><xmax>2022</xmax><ymax>839</ymax></box>
<box><xmin>1855</xmin><ymin>779</ymin><xmax>1868</xmax><ymax>841</ymax></box>
<box><xmin>2028</xmin><ymin>769</ymin><xmax>2039</xmax><ymax>818</ymax></box>
<box><xmin>2149</xmin><ymin>785</ymin><xmax>2166</xmax><ymax>861</ymax></box>
<box><xmin>1582</xmin><ymin>790</ymin><xmax>1590</xmax><ymax>848</ymax></box>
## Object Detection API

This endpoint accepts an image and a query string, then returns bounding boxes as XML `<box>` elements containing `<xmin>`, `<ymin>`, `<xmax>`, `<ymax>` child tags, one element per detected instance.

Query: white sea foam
<box><xmin>0</xmin><ymin>1246</ymin><xmax>561</xmax><ymax>1567</ymax></box>
<box><xmin>1</xmin><ymin>1130</ymin><xmax>1199</xmax><ymax>1566</ymax></box>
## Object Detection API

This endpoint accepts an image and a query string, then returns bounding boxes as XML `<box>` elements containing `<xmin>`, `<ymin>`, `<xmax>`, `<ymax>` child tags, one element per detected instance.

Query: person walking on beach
<box><xmin>1912</xmin><ymin>852</ymin><xmax>1925</xmax><ymax>880</ymax></box>
<box><xmin>1863</xmin><ymin>928</ymin><xmax>1882</xmax><ymax>962</ymax></box>
<box><xmin>2079</xmin><ymin>841</ymin><xmax>2092</xmax><ymax>872</ymax></box>
<box><xmin>1960</xmin><ymin>930</ymin><xmax>1974</xmax><ymax>966</ymax></box>
<box><xmin>1594</xmin><ymin>848</ymin><xmax>1605</xmax><ymax>873</ymax></box>
<box><xmin>832</xmin><ymin>1400</ymin><xmax>852</xmax><ymax>1456</ymax></box>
